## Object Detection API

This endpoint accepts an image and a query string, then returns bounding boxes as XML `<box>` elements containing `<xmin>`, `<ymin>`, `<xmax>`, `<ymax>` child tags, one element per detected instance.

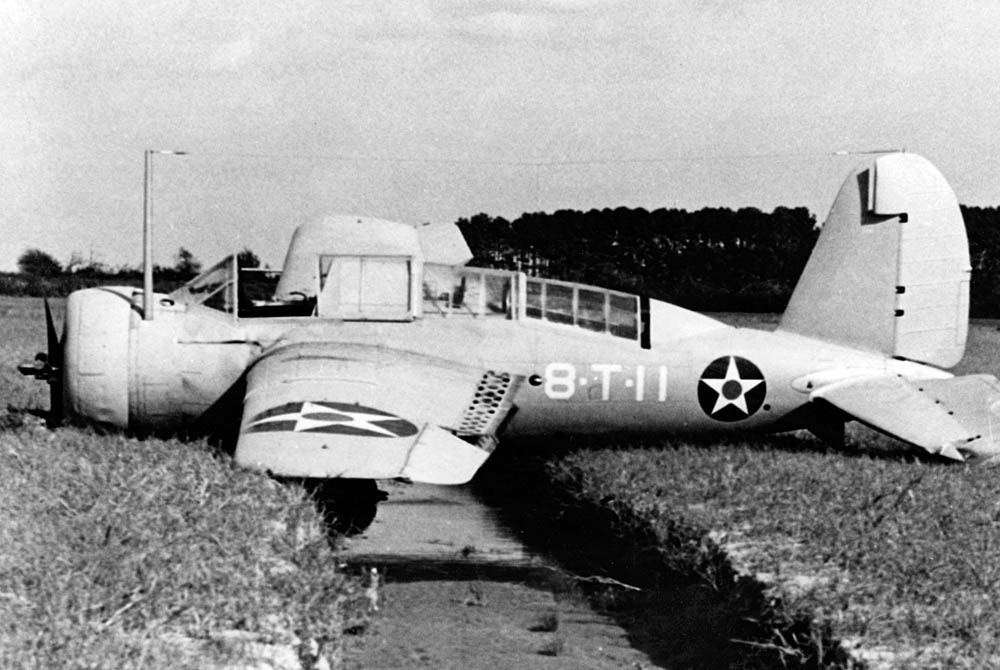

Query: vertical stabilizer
<box><xmin>779</xmin><ymin>153</ymin><xmax>970</xmax><ymax>368</ymax></box>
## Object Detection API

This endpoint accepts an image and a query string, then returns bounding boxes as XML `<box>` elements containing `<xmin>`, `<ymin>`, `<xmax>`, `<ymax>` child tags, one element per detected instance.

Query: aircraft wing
<box><xmin>811</xmin><ymin>373</ymin><xmax>1000</xmax><ymax>461</ymax></box>
<box><xmin>234</xmin><ymin>341</ymin><xmax>522</xmax><ymax>484</ymax></box>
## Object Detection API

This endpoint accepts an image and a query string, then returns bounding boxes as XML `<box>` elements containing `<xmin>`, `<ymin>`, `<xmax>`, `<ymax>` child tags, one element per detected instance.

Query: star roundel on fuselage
<box><xmin>697</xmin><ymin>356</ymin><xmax>767</xmax><ymax>422</ymax></box>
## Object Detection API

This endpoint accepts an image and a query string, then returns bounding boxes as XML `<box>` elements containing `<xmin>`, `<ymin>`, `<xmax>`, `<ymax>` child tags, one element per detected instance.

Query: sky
<box><xmin>4</xmin><ymin>0</ymin><xmax>1000</xmax><ymax>271</ymax></box>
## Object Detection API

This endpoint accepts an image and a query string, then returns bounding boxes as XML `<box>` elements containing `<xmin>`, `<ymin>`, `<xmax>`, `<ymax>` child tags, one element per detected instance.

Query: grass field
<box><xmin>0</xmin><ymin>297</ymin><xmax>364</xmax><ymax>669</ymax></box>
<box><xmin>7</xmin><ymin>296</ymin><xmax>1000</xmax><ymax>668</ymax></box>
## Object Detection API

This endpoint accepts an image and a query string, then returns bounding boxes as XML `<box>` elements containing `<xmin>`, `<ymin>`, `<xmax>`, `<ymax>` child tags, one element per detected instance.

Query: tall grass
<box><xmin>0</xmin><ymin>297</ymin><xmax>362</xmax><ymax>669</ymax></box>
<box><xmin>0</xmin><ymin>424</ymin><xmax>366</xmax><ymax>669</ymax></box>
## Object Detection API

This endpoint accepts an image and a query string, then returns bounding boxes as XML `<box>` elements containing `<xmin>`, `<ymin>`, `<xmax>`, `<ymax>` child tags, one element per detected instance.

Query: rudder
<box><xmin>779</xmin><ymin>153</ymin><xmax>970</xmax><ymax>368</ymax></box>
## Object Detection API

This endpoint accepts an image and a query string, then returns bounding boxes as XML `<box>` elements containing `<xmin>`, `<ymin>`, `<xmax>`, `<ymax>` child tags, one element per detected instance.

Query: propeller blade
<box><xmin>43</xmin><ymin>299</ymin><xmax>64</xmax><ymax>427</ymax></box>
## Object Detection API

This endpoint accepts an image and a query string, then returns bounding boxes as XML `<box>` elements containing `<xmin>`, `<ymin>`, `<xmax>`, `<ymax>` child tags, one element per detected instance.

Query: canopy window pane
<box><xmin>362</xmin><ymin>258</ymin><xmax>409</xmax><ymax>311</ymax></box>
<box><xmin>608</xmin><ymin>293</ymin><xmax>638</xmax><ymax>339</ymax></box>
<box><xmin>172</xmin><ymin>256</ymin><xmax>237</xmax><ymax>314</ymax></box>
<box><xmin>544</xmin><ymin>283</ymin><xmax>574</xmax><ymax>325</ymax></box>
<box><xmin>318</xmin><ymin>255</ymin><xmax>411</xmax><ymax>319</ymax></box>
<box><xmin>484</xmin><ymin>274</ymin><xmax>510</xmax><ymax>315</ymax></box>
<box><xmin>423</xmin><ymin>266</ymin><xmax>516</xmax><ymax>317</ymax></box>
<box><xmin>335</xmin><ymin>257</ymin><xmax>363</xmax><ymax>312</ymax></box>
<box><xmin>577</xmin><ymin>289</ymin><xmax>607</xmax><ymax>332</ymax></box>
<box><xmin>526</xmin><ymin>280</ymin><xmax>543</xmax><ymax>318</ymax></box>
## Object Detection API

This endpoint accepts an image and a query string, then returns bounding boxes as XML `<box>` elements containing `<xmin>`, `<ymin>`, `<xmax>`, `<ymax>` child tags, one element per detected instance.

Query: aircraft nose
<box><xmin>63</xmin><ymin>288</ymin><xmax>132</xmax><ymax>428</ymax></box>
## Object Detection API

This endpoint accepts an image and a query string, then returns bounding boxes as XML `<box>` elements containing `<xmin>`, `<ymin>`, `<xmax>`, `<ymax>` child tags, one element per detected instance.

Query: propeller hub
<box><xmin>17</xmin><ymin>352</ymin><xmax>58</xmax><ymax>382</ymax></box>
<box><xmin>15</xmin><ymin>299</ymin><xmax>66</xmax><ymax>427</ymax></box>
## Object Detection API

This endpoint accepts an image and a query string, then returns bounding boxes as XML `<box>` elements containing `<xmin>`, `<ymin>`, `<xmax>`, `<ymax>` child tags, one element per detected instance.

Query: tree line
<box><xmin>963</xmin><ymin>206</ymin><xmax>1000</xmax><ymax>318</ymax></box>
<box><xmin>458</xmin><ymin>205</ymin><xmax>1000</xmax><ymax>316</ymax></box>
<box><xmin>3</xmin><ymin>247</ymin><xmax>261</xmax><ymax>298</ymax></box>
<box><xmin>8</xmin><ymin>206</ymin><xmax>1000</xmax><ymax>316</ymax></box>
<box><xmin>458</xmin><ymin>206</ymin><xmax>819</xmax><ymax>312</ymax></box>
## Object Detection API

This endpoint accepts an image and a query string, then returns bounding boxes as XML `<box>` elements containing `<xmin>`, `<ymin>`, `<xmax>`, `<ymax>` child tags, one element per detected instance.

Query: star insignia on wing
<box><xmin>245</xmin><ymin>401</ymin><xmax>418</xmax><ymax>437</ymax></box>
<box><xmin>697</xmin><ymin>356</ymin><xmax>767</xmax><ymax>422</ymax></box>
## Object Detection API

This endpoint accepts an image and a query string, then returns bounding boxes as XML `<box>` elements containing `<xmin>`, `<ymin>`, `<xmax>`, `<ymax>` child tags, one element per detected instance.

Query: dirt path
<box><xmin>337</xmin><ymin>480</ymin><xmax>657</xmax><ymax>669</ymax></box>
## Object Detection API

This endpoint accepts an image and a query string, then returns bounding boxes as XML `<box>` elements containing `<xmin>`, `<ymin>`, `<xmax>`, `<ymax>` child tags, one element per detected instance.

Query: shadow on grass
<box><xmin>1</xmin><ymin>405</ymin><xmax>48</xmax><ymax>429</ymax></box>
<box><xmin>662</xmin><ymin>427</ymin><xmax>958</xmax><ymax>468</ymax></box>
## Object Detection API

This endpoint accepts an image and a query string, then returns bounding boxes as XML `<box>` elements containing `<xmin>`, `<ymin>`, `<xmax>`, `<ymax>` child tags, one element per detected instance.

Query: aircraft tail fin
<box><xmin>779</xmin><ymin>153</ymin><xmax>971</xmax><ymax>368</ymax></box>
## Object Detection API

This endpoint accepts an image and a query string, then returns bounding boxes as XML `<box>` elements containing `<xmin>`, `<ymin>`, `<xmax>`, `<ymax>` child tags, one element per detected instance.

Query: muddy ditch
<box><xmin>470</xmin><ymin>438</ymin><xmax>859</xmax><ymax>670</ymax></box>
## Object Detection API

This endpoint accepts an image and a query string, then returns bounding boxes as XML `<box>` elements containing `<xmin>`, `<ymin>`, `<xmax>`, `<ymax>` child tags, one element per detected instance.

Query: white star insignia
<box><xmin>250</xmin><ymin>401</ymin><xmax>401</xmax><ymax>436</ymax></box>
<box><xmin>701</xmin><ymin>357</ymin><xmax>764</xmax><ymax>416</ymax></box>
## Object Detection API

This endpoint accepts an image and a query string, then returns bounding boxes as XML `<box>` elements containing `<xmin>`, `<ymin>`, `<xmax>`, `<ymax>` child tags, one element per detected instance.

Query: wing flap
<box><xmin>811</xmin><ymin>374</ymin><xmax>994</xmax><ymax>460</ymax></box>
<box><xmin>399</xmin><ymin>424</ymin><xmax>492</xmax><ymax>485</ymax></box>
<box><xmin>236</xmin><ymin>422</ymin><xmax>490</xmax><ymax>484</ymax></box>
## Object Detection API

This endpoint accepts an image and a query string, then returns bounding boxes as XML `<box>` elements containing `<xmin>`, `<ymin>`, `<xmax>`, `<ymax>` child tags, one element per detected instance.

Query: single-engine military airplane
<box><xmin>18</xmin><ymin>153</ymin><xmax>1000</xmax><ymax>503</ymax></box>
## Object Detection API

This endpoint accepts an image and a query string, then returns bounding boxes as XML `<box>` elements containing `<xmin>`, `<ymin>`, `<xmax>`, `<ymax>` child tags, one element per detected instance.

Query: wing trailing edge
<box><xmin>236</xmin><ymin>422</ymin><xmax>492</xmax><ymax>484</ymax></box>
<box><xmin>811</xmin><ymin>373</ymin><xmax>1000</xmax><ymax>461</ymax></box>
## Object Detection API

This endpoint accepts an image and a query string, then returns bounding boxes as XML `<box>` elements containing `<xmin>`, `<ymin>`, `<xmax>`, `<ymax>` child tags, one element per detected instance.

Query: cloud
<box><xmin>450</xmin><ymin>10</ymin><xmax>557</xmax><ymax>41</ymax></box>
<box><xmin>432</xmin><ymin>0</ymin><xmax>620</xmax><ymax>43</ymax></box>
<box><xmin>209</xmin><ymin>37</ymin><xmax>257</xmax><ymax>71</ymax></box>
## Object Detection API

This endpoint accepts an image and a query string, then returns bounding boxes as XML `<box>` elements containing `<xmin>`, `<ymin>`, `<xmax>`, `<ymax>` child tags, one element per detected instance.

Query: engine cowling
<box><xmin>61</xmin><ymin>287</ymin><xmax>253</xmax><ymax>432</ymax></box>
<box><xmin>63</xmin><ymin>288</ymin><xmax>131</xmax><ymax>427</ymax></box>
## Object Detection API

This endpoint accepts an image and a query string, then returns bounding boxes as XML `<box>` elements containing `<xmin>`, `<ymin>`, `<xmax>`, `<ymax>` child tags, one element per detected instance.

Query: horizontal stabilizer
<box><xmin>812</xmin><ymin>373</ymin><xmax>1000</xmax><ymax>461</ymax></box>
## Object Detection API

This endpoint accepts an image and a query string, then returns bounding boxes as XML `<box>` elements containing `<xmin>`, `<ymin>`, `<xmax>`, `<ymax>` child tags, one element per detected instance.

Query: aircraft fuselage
<box><xmin>70</xmin><ymin>287</ymin><xmax>950</xmax><ymax>444</ymax></box>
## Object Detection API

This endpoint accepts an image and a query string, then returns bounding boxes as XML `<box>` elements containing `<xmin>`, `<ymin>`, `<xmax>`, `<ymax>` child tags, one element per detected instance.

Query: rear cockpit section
<box><xmin>421</xmin><ymin>266</ymin><xmax>644</xmax><ymax>343</ymax></box>
<box><xmin>523</xmin><ymin>277</ymin><xmax>641</xmax><ymax>341</ymax></box>
<box><xmin>422</xmin><ymin>265</ymin><xmax>515</xmax><ymax>318</ymax></box>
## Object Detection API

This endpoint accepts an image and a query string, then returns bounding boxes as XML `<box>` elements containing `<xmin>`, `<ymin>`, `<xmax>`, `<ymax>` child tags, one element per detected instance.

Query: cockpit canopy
<box><xmin>167</xmin><ymin>215</ymin><xmax>642</xmax><ymax>346</ymax></box>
